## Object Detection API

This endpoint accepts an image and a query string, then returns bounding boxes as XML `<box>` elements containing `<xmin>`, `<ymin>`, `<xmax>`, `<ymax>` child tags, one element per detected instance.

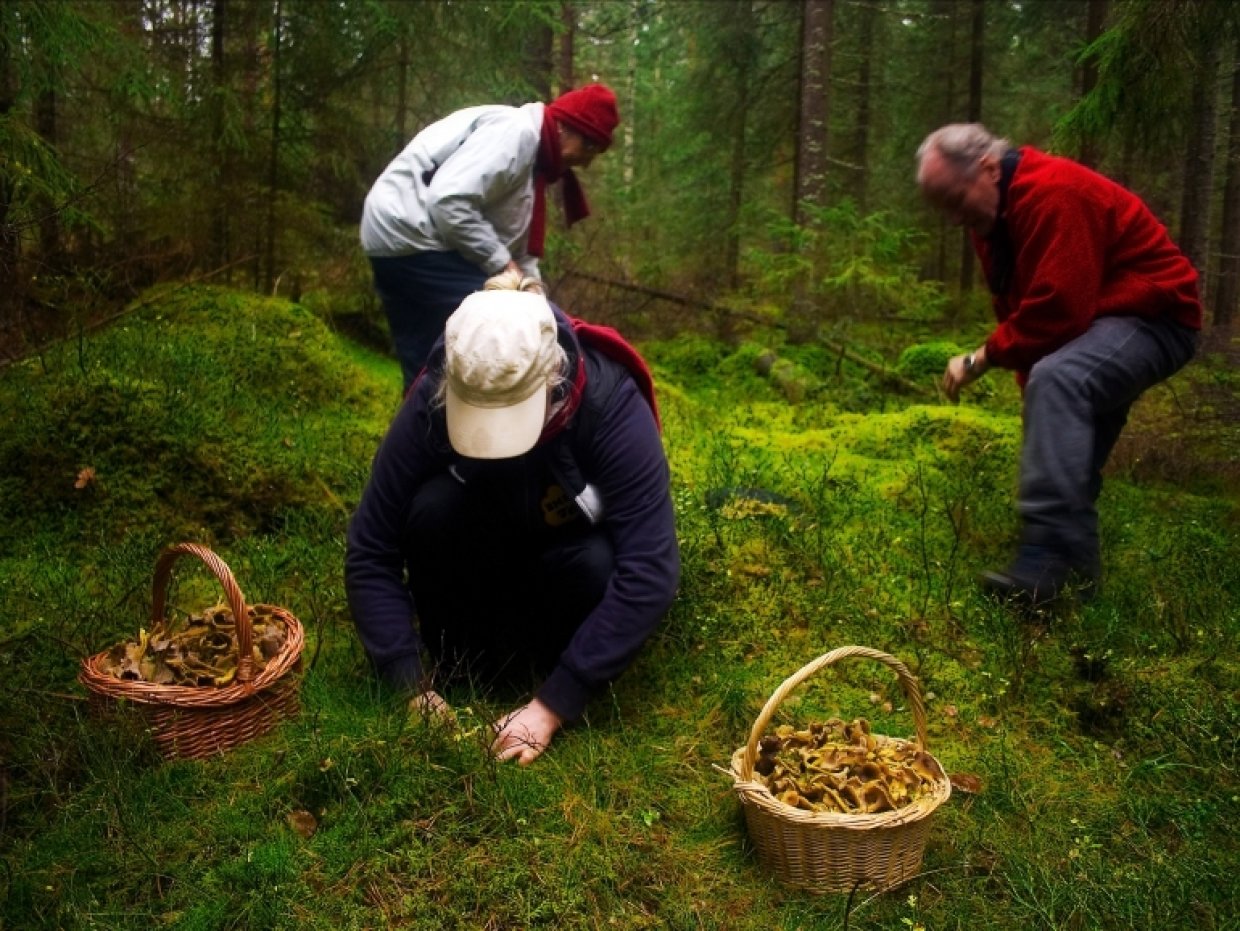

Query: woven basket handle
<box><xmin>739</xmin><ymin>645</ymin><xmax>930</xmax><ymax>780</ymax></box>
<box><xmin>150</xmin><ymin>543</ymin><xmax>255</xmax><ymax>685</ymax></box>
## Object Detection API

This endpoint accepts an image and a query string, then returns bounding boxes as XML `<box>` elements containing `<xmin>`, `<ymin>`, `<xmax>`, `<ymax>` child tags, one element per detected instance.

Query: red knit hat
<box><xmin>547</xmin><ymin>84</ymin><xmax>620</xmax><ymax>151</ymax></box>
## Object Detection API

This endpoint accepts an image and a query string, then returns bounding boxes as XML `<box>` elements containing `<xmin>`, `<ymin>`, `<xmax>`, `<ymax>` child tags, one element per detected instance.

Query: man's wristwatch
<box><xmin>963</xmin><ymin>352</ymin><xmax>977</xmax><ymax>375</ymax></box>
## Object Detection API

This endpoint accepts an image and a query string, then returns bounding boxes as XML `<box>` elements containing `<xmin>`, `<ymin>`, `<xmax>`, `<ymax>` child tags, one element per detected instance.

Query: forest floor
<box><xmin>0</xmin><ymin>285</ymin><xmax>1236</xmax><ymax>930</ymax></box>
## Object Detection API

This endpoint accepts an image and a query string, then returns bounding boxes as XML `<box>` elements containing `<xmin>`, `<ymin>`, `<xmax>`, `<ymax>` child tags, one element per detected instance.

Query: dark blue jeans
<box><xmin>1018</xmin><ymin>315</ymin><xmax>1198</xmax><ymax>570</ymax></box>
<box><xmin>369</xmin><ymin>251</ymin><xmax>488</xmax><ymax>391</ymax></box>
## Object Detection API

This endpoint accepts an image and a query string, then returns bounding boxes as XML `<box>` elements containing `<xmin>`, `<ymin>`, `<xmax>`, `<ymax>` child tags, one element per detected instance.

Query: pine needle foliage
<box><xmin>1056</xmin><ymin>0</ymin><xmax>1240</xmax><ymax>158</ymax></box>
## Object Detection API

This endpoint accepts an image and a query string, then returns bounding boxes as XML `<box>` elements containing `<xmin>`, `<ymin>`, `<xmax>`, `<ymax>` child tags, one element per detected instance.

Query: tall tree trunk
<box><xmin>524</xmin><ymin>12</ymin><xmax>553</xmax><ymax>101</ymax></box>
<box><xmin>241</xmin><ymin>0</ymin><xmax>263</xmax><ymax>289</ymax></box>
<box><xmin>396</xmin><ymin>23</ymin><xmax>409</xmax><ymax>145</ymax></box>
<box><xmin>725</xmin><ymin>111</ymin><xmax>745</xmax><ymax>290</ymax></box>
<box><xmin>34</xmin><ymin>81</ymin><xmax>59</xmax><ymax>272</ymax></box>
<box><xmin>966</xmin><ymin>0</ymin><xmax>983</xmax><ymax>120</ymax></box>
<box><xmin>114</xmin><ymin>0</ymin><xmax>143</xmax><ymax>268</ymax></box>
<box><xmin>931</xmin><ymin>0</ymin><xmax>959</xmax><ymax>284</ymax></box>
<box><xmin>557</xmin><ymin>2</ymin><xmax>575</xmax><ymax>95</ymax></box>
<box><xmin>1179</xmin><ymin>34</ymin><xmax>1222</xmax><ymax>299</ymax></box>
<box><xmin>959</xmin><ymin>0</ymin><xmax>984</xmax><ymax>295</ymax></box>
<box><xmin>793</xmin><ymin>0</ymin><xmax>832</xmax><ymax>226</ymax></box>
<box><xmin>790</xmin><ymin>0</ymin><xmax>833</xmax><ymax>340</ymax></box>
<box><xmin>623</xmin><ymin>0</ymin><xmax>637</xmax><ymax>189</ymax></box>
<box><xmin>0</xmin><ymin>0</ymin><xmax>18</xmax><ymax>316</ymax></box>
<box><xmin>210</xmin><ymin>0</ymin><xmax>230</xmax><ymax>276</ymax></box>
<box><xmin>1212</xmin><ymin>43</ymin><xmax>1240</xmax><ymax>329</ymax></box>
<box><xmin>1077</xmin><ymin>0</ymin><xmax>1108</xmax><ymax>168</ymax></box>
<box><xmin>724</xmin><ymin>0</ymin><xmax>755</xmax><ymax>289</ymax></box>
<box><xmin>265</xmin><ymin>0</ymin><xmax>282</xmax><ymax>294</ymax></box>
<box><xmin>32</xmin><ymin>0</ymin><xmax>64</xmax><ymax>269</ymax></box>
<box><xmin>546</xmin><ymin>2</ymin><xmax>577</xmax><ymax>229</ymax></box>
<box><xmin>851</xmin><ymin>0</ymin><xmax>877</xmax><ymax>214</ymax></box>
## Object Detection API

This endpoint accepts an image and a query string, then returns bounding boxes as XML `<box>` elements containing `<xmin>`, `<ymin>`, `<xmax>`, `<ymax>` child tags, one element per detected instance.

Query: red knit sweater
<box><xmin>976</xmin><ymin>147</ymin><xmax>1202</xmax><ymax>376</ymax></box>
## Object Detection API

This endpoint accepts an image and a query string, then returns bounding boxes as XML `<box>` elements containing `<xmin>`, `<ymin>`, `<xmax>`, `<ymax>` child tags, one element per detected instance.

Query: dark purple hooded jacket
<box><xmin>344</xmin><ymin>305</ymin><xmax>679</xmax><ymax>720</ymax></box>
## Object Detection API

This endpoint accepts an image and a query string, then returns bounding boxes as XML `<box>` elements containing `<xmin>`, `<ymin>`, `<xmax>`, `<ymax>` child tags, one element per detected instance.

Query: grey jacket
<box><xmin>360</xmin><ymin>102</ymin><xmax>543</xmax><ymax>279</ymax></box>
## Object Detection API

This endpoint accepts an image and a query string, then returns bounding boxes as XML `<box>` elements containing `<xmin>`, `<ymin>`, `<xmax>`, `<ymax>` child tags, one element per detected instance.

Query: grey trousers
<box><xmin>1018</xmin><ymin>315</ymin><xmax>1198</xmax><ymax>569</ymax></box>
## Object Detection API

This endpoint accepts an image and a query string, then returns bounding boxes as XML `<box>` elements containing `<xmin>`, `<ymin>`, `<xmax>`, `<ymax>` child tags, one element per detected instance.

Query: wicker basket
<box><xmin>79</xmin><ymin>542</ymin><xmax>305</xmax><ymax>760</ymax></box>
<box><xmin>728</xmin><ymin>645</ymin><xmax>951</xmax><ymax>894</ymax></box>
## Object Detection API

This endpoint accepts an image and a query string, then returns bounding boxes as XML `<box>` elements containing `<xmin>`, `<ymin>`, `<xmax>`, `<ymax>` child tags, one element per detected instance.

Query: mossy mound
<box><xmin>0</xmin><ymin>285</ymin><xmax>396</xmax><ymax>553</ymax></box>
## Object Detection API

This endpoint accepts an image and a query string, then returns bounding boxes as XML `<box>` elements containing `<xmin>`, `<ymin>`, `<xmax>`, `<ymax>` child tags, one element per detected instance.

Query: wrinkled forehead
<box><xmin>918</xmin><ymin>148</ymin><xmax>962</xmax><ymax>190</ymax></box>
<box><xmin>920</xmin><ymin>151</ymin><xmax>976</xmax><ymax>204</ymax></box>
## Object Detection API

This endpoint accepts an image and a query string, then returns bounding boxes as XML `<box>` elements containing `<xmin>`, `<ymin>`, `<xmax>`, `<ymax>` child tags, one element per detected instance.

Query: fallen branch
<box><xmin>754</xmin><ymin>350</ymin><xmax>815</xmax><ymax>403</ymax></box>
<box><xmin>562</xmin><ymin>271</ymin><xmax>934</xmax><ymax>397</ymax></box>
<box><xmin>560</xmin><ymin>270</ymin><xmax>768</xmax><ymax>325</ymax></box>
<box><xmin>811</xmin><ymin>338</ymin><xmax>933</xmax><ymax>397</ymax></box>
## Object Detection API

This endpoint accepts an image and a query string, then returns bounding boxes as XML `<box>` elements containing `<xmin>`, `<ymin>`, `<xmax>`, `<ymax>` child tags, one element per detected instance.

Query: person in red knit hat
<box><xmin>916</xmin><ymin>123</ymin><xmax>1201</xmax><ymax>607</ymax></box>
<box><xmin>361</xmin><ymin>84</ymin><xmax>620</xmax><ymax>391</ymax></box>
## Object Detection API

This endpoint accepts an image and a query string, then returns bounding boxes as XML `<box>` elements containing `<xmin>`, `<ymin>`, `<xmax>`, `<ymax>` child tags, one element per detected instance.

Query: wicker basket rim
<box><xmin>728</xmin><ymin>737</ymin><xmax>951</xmax><ymax>830</ymax></box>
<box><xmin>79</xmin><ymin>601</ymin><xmax>303</xmax><ymax>707</ymax></box>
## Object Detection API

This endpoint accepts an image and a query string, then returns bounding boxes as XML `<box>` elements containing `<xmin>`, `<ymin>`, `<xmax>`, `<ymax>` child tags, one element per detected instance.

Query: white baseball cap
<box><xmin>444</xmin><ymin>289</ymin><xmax>560</xmax><ymax>459</ymax></box>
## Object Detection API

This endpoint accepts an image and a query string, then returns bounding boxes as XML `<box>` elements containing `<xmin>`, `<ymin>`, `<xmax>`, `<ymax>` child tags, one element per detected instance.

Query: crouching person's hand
<box><xmin>409</xmin><ymin>690</ymin><xmax>458</xmax><ymax>728</ymax></box>
<box><xmin>492</xmin><ymin>698</ymin><xmax>563</xmax><ymax>766</ymax></box>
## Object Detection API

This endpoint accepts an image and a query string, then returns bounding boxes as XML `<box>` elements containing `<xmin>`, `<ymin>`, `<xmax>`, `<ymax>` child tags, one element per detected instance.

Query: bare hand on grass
<box><xmin>491</xmin><ymin>698</ymin><xmax>562</xmax><ymax>765</ymax></box>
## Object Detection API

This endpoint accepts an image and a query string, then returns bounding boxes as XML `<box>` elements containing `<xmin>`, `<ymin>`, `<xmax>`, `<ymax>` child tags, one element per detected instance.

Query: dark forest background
<box><xmin>3</xmin><ymin>0</ymin><xmax>1239</xmax><ymax>361</ymax></box>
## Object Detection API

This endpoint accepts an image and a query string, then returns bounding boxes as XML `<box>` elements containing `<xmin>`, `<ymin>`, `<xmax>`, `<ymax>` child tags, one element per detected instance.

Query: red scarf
<box><xmin>536</xmin><ymin>316</ymin><xmax>661</xmax><ymax>444</ymax></box>
<box><xmin>537</xmin><ymin>355</ymin><xmax>587</xmax><ymax>443</ymax></box>
<box><xmin>529</xmin><ymin>109</ymin><xmax>591</xmax><ymax>257</ymax></box>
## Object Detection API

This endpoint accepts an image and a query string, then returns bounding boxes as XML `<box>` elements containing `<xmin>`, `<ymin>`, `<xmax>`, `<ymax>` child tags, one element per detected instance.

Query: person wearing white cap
<box><xmin>345</xmin><ymin>282</ymin><xmax>679</xmax><ymax>764</ymax></box>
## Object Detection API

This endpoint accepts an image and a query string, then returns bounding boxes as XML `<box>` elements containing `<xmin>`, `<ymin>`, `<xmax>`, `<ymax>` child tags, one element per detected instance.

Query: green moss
<box><xmin>2</xmin><ymin>286</ymin><xmax>1238</xmax><ymax>931</ymax></box>
<box><xmin>895</xmin><ymin>339</ymin><xmax>964</xmax><ymax>381</ymax></box>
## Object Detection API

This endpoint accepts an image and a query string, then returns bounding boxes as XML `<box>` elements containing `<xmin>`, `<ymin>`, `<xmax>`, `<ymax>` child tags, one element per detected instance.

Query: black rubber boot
<box><xmin>980</xmin><ymin>544</ymin><xmax>1097</xmax><ymax>608</ymax></box>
